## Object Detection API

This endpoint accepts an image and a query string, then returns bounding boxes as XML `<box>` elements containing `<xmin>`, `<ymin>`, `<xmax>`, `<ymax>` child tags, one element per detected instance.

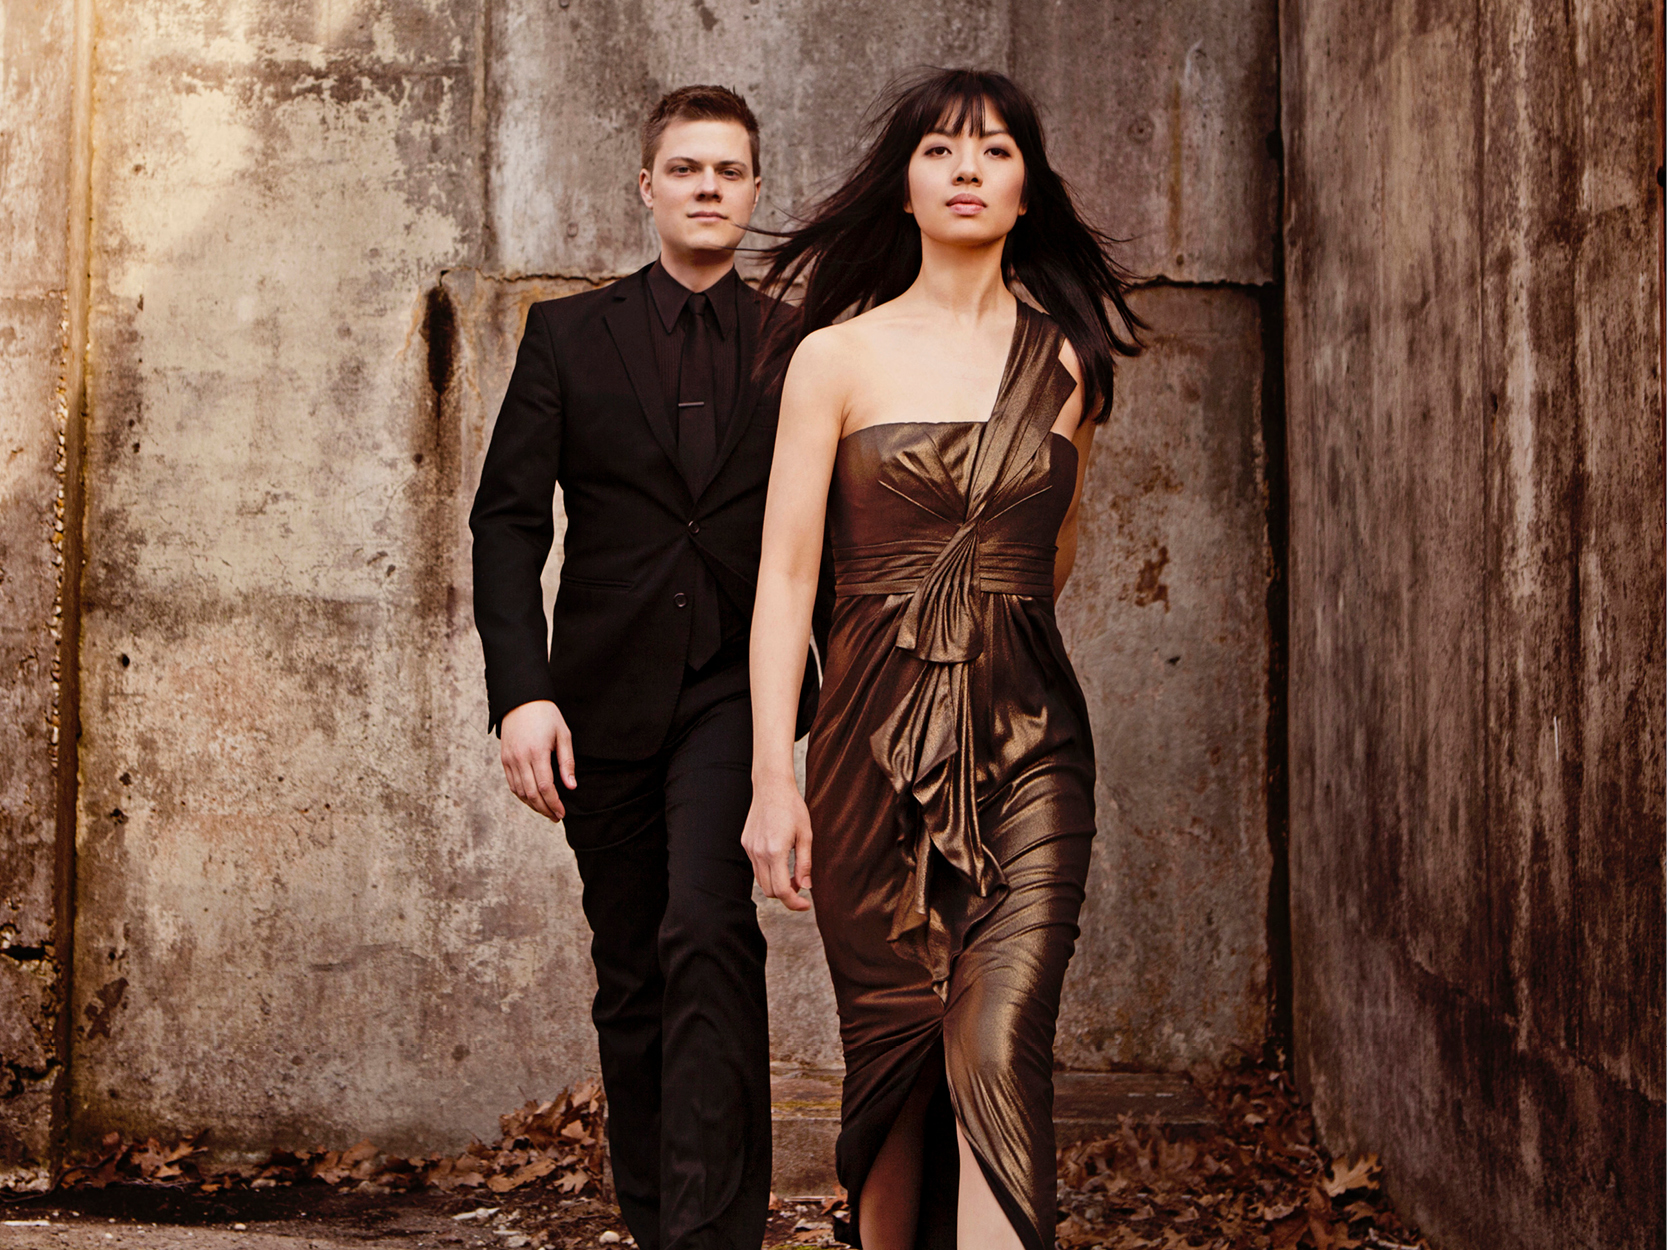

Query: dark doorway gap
<box><xmin>1256</xmin><ymin>281</ymin><xmax>1292</xmax><ymax>1067</ymax></box>
<box><xmin>1259</xmin><ymin>23</ymin><xmax>1293</xmax><ymax>1066</ymax></box>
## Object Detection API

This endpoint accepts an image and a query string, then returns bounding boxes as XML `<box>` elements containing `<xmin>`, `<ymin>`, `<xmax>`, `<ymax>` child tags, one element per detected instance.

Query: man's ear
<box><xmin>638</xmin><ymin>167</ymin><xmax>654</xmax><ymax>208</ymax></box>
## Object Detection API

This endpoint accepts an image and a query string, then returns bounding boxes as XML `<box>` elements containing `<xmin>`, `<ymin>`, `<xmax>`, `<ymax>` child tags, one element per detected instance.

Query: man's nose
<box><xmin>696</xmin><ymin>169</ymin><xmax>721</xmax><ymax>197</ymax></box>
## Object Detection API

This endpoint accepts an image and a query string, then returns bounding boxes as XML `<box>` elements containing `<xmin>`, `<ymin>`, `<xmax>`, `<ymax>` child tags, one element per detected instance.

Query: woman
<box><xmin>742</xmin><ymin>69</ymin><xmax>1142</xmax><ymax>1250</ymax></box>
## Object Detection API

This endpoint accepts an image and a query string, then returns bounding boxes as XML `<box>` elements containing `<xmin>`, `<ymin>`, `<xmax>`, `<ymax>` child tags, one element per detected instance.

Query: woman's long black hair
<box><xmin>756</xmin><ymin>67</ymin><xmax>1144</xmax><ymax>422</ymax></box>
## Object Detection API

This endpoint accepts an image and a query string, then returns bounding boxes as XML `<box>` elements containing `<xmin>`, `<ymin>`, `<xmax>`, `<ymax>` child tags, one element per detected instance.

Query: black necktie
<box><xmin>677</xmin><ymin>292</ymin><xmax>722</xmax><ymax>670</ymax></box>
<box><xmin>677</xmin><ymin>292</ymin><xmax>718</xmax><ymax>487</ymax></box>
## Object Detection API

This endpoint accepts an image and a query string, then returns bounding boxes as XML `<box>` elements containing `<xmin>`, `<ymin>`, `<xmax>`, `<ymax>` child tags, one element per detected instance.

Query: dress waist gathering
<box><xmin>832</xmin><ymin>534</ymin><xmax>1055</xmax><ymax>599</ymax></box>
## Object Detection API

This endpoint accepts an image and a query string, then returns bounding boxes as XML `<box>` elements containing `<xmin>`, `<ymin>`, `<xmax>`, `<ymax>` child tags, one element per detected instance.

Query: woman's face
<box><xmin>904</xmin><ymin>102</ymin><xmax>1026</xmax><ymax>248</ymax></box>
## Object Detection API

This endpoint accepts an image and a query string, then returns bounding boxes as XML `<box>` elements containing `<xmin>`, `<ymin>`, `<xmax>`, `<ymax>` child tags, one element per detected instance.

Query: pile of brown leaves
<box><xmin>1054</xmin><ymin>1060</ymin><xmax>1429</xmax><ymax>1250</ymax></box>
<box><xmin>56</xmin><ymin>1082</ymin><xmax>611</xmax><ymax>1202</ymax></box>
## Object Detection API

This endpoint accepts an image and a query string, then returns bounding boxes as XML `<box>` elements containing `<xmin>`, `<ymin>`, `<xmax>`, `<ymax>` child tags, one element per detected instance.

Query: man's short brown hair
<box><xmin>641</xmin><ymin>85</ymin><xmax>761</xmax><ymax>176</ymax></box>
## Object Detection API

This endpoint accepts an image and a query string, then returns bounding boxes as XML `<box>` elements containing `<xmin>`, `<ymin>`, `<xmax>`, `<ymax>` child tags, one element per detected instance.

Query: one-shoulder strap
<box><xmin>965</xmin><ymin>304</ymin><xmax>1078</xmax><ymax>514</ymax></box>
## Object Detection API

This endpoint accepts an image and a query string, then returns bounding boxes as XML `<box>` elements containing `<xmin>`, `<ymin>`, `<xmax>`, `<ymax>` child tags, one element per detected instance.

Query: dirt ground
<box><xmin>0</xmin><ymin>1186</ymin><xmax>834</xmax><ymax>1250</ymax></box>
<box><xmin>0</xmin><ymin>1058</ymin><xmax>1433</xmax><ymax>1250</ymax></box>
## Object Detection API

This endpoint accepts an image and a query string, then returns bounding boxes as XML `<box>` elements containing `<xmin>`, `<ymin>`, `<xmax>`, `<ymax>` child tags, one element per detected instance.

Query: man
<box><xmin>469</xmin><ymin>86</ymin><xmax>821</xmax><ymax>1250</ymax></box>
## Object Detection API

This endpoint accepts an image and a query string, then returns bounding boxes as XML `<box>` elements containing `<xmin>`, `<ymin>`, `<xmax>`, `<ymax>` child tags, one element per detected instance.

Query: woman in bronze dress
<box><xmin>742</xmin><ymin>70</ymin><xmax>1142</xmax><ymax>1250</ymax></box>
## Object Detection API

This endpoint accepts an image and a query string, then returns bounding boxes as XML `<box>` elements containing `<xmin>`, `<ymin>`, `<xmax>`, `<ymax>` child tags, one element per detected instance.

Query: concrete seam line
<box><xmin>52</xmin><ymin>0</ymin><xmax>97</xmax><ymax>1169</ymax></box>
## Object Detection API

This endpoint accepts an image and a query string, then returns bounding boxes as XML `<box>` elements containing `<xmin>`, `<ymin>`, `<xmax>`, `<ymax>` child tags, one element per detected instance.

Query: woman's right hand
<box><xmin>745</xmin><ymin>326</ymin><xmax>845</xmax><ymax>915</ymax></box>
<box><xmin>742</xmin><ymin>774</ymin><xmax>814</xmax><ymax>912</ymax></box>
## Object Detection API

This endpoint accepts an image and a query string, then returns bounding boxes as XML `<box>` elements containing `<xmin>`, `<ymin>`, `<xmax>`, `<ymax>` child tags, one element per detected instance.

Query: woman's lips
<box><xmin>947</xmin><ymin>194</ymin><xmax>986</xmax><ymax>215</ymax></box>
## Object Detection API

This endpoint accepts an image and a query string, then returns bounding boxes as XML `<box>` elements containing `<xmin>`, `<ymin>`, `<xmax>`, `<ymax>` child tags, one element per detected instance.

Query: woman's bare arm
<box><xmin>742</xmin><ymin>328</ymin><xmax>849</xmax><ymax>911</ymax></box>
<box><xmin>1053</xmin><ymin>415</ymin><xmax>1097</xmax><ymax>596</ymax></box>
<box><xmin>1053</xmin><ymin>339</ymin><xmax>1096</xmax><ymax>597</ymax></box>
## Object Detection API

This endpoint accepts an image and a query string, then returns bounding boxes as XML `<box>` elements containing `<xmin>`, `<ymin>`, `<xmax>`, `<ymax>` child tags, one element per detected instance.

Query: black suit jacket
<box><xmin>470</xmin><ymin>263</ymin><xmax>826</xmax><ymax>758</ymax></box>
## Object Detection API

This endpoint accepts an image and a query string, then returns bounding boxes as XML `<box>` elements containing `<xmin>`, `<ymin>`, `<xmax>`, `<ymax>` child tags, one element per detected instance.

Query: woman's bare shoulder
<box><xmin>842</xmin><ymin>297</ymin><xmax>919</xmax><ymax>339</ymax></box>
<box><xmin>787</xmin><ymin>319</ymin><xmax>874</xmax><ymax>383</ymax></box>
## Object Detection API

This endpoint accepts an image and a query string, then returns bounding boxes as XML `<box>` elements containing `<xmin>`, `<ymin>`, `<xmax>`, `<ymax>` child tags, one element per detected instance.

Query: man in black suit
<box><xmin>469</xmin><ymin>86</ymin><xmax>818</xmax><ymax>1250</ymax></box>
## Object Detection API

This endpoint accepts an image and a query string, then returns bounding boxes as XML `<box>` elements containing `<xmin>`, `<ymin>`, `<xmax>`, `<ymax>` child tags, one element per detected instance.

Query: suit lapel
<box><xmin>696</xmin><ymin>283</ymin><xmax>766</xmax><ymax>501</ymax></box>
<box><xmin>603</xmin><ymin>268</ymin><xmax>685</xmax><ymax>484</ymax></box>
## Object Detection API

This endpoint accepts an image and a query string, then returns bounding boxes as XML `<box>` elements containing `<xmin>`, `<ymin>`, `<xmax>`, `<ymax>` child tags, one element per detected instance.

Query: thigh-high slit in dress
<box><xmin>805</xmin><ymin>302</ymin><xmax>1096</xmax><ymax>1250</ymax></box>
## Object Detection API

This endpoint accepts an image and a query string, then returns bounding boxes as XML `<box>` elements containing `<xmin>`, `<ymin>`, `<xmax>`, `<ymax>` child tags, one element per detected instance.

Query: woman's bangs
<box><xmin>927</xmin><ymin>87</ymin><xmax>990</xmax><ymax>138</ymax></box>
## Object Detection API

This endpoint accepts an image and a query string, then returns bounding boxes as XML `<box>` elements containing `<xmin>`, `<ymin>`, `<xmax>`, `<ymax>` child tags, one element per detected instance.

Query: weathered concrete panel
<box><xmin>1284</xmin><ymin>0</ymin><xmax>1665</xmax><ymax>1246</ymax></box>
<box><xmin>490</xmin><ymin>0</ymin><xmax>1275</xmax><ymax>285</ymax></box>
<box><xmin>68</xmin><ymin>0</ymin><xmax>608</xmax><ymax>1155</ymax></box>
<box><xmin>1055</xmin><ymin>286</ymin><xmax>1270</xmax><ymax>1070</ymax></box>
<box><xmin>1013</xmin><ymin>1</ymin><xmax>1280</xmax><ymax>284</ymax></box>
<box><xmin>488</xmin><ymin>0</ymin><xmax>1010</xmax><ymax>278</ymax></box>
<box><xmin>0</xmin><ymin>0</ymin><xmax>82</xmax><ymax>1171</ymax></box>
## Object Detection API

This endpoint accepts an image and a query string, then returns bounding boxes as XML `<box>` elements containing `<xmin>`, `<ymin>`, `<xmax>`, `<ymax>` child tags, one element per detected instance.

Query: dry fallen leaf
<box><xmin>1320</xmin><ymin>1155</ymin><xmax>1380</xmax><ymax>1198</ymax></box>
<box><xmin>1053</xmin><ymin>1060</ymin><xmax>1428</xmax><ymax>1250</ymax></box>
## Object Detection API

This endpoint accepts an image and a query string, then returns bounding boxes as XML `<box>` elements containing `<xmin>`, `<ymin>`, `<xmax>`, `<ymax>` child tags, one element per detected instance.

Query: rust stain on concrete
<box><xmin>79</xmin><ymin>979</ymin><xmax>127</xmax><ymax>1043</ymax></box>
<box><xmin>1134</xmin><ymin>545</ymin><xmax>1172</xmax><ymax>610</ymax></box>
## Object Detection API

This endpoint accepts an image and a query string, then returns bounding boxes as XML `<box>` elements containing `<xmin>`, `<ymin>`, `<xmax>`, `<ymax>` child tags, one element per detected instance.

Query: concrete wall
<box><xmin>0</xmin><ymin>0</ymin><xmax>88</xmax><ymax>1171</ymax></box>
<box><xmin>0</xmin><ymin>0</ymin><xmax>1279</xmax><ymax>1162</ymax></box>
<box><xmin>1055</xmin><ymin>285</ymin><xmax>1273</xmax><ymax>1070</ymax></box>
<box><xmin>1283</xmin><ymin>1</ymin><xmax>1665</xmax><ymax>1247</ymax></box>
<box><xmin>68</xmin><ymin>0</ymin><xmax>594</xmax><ymax>1157</ymax></box>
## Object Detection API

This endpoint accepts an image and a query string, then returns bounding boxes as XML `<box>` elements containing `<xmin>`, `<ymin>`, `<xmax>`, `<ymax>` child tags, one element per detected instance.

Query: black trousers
<box><xmin>559</xmin><ymin>660</ymin><xmax>769</xmax><ymax>1250</ymax></box>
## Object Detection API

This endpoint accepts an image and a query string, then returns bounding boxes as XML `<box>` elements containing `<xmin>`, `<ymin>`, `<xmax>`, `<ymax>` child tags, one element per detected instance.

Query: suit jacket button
<box><xmin>674</xmin><ymin>592</ymin><xmax>689</xmax><ymax>608</ymax></box>
<box><xmin>687</xmin><ymin>519</ymin><xmax>700</xmax><ymax>535</ymax></box>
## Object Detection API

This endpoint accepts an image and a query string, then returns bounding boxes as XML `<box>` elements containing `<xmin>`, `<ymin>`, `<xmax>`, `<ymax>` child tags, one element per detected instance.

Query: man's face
<box><xmin>638</xmin><ymin>118</ymin><xmax>760</xmax><ymax>261</ymax></box>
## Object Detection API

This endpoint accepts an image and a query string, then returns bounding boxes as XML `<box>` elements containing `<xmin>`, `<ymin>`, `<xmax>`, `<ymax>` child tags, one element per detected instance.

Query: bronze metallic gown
<box><xmin>806</xmin><ymin>303</ymin><xmax>1096</xmax><ymax>1250</ymax></box>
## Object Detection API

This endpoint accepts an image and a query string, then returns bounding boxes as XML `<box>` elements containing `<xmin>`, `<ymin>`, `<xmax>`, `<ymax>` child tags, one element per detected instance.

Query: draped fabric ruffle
<box><xmin>836</xmin><ymin>305</ymin><xmax>1080</xmax><ymax>991</ymax></box>
<box><xmin>871</xmin><ymin>648</ymin><xmax>999</xmax><ymax>986</ymax></box>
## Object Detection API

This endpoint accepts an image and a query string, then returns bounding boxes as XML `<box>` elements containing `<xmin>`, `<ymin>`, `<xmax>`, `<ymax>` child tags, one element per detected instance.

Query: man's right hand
<box><xmin>500</xmin><ymin>700</ymin><xmax>577</xmax><ymax>822</ymax></box>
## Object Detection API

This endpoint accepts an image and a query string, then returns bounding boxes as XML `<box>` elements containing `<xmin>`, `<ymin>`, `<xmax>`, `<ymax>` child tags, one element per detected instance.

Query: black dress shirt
<box><xmin>644</xmin><ymin>260</ymin><xmax>750</xmax><ymax>668</ymax></box>
<box><xmin>646</xmin><ymin>260</ymin><xmax>741</xmax><ymax>449</ymax></box>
